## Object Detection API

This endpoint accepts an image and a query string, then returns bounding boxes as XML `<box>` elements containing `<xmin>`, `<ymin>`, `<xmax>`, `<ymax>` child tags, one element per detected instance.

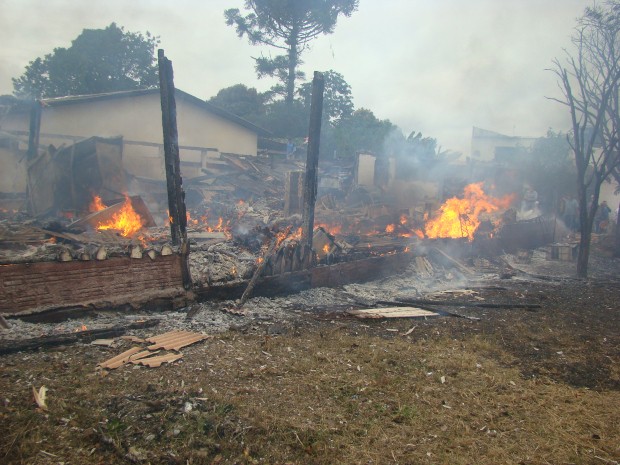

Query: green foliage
<box><xmin>225</xmin><ymin>0</ymin><xmax>358</xmax><ymax>105</ymax></box>
<box><xmin>12</xmin><ymin>23</ymin><xmax>159</xmax><ymax>98</ymax></box>
<box><xmin>298</xmin><ymin>70</ymin><xmax>353</xmax><ymax>123</ymax></box>
<box><xmin>208</xmin><ymin>84</ymin><xmax>267</xmax><ymax>122</ymax></box>
<box><xmin>259</xmin><ymin>99</ymin><xmax>309</xmax><ymax>138</ymax></box>
<box><xmin>334</xmin><ymin>108</ymin><xmax>397</xmax><ymax>157</ymax></box>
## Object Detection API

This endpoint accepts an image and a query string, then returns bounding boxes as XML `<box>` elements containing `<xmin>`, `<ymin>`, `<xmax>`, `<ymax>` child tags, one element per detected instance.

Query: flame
<box><xmin>186</xmin><ymin>212</ymin><xmax>199</xmax><ymax>226</ymax></box>
<box><xmin>424</xmin><ymin>183</ymin><xmax>514</xmax><ymax>241</ymax></box>
<box><xmin>97</xmin><ymin>196</ymin><xmax>144</xmax><ymax>237</ymax></box>
<box><xmin>385</xmin><ymin>224</ymin><xmax>395</xmax><ymax>233</ymax></box>
<box><xmin>322</xmin><ymin>244</ymin><xmax>330</xmax><ymax>254</ymax></box>
<box><xmin>315</xmin><ymin>223</ymin><xmax>342</xmax><ymax>236</ymax></box>
<box><xmin>89</xmin><ymin>195</ymin><xmax>107</xmax><ymax>213</ymax></box>
<box><xmin>400</xmin><ymin>214</ymin><xmax>408</xmax><ymax>225</ymax></box>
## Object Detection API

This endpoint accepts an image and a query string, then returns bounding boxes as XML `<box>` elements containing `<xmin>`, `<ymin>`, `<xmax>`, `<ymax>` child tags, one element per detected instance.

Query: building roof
<box><xmin>472</xmin><ymin>126</ymin><xmax>537</xmax><ymax>141</ymax></box>
<box><xmin>35</xmin><ymin>88</ymin><xmax>270</xmax><ymax>137</ymax></box>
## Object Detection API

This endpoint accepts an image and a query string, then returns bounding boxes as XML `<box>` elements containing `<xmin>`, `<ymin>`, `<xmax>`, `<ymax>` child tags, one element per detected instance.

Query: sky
<box><xmin>0</xmin><ymin>0</ymin><xmax>591</xmax><ymax>155</ymax></box>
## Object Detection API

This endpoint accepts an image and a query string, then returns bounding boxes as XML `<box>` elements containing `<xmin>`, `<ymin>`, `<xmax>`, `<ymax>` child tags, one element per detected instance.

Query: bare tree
<box><xmin>549</xmin><ymin>1</ymin><xmax>620</xmax><ymax>277</ymax></box>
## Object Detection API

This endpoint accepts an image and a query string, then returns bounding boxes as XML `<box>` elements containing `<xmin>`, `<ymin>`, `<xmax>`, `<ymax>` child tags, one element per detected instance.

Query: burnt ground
<box><xmin>1</xmin><ymin>244</ymin><xmax>620</xmax><ymax>464</ymax></box>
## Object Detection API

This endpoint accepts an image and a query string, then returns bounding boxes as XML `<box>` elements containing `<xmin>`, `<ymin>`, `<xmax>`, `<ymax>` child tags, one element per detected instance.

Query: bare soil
<box><xmin>1</xmin><ymin>248</ymin><xmax>620</xmax><ymax>465</ymax></box>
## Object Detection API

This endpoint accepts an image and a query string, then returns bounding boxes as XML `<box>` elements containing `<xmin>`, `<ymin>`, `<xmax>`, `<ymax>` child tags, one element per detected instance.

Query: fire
<box><xmin>89</xmin><ymin>195</ymin><xmax>107</xmax><ymax>212</ymax></box>
<box><xmin>385</xmin><ymin>224</ymin><xmax>395</xmax><ymax>233</ymax></box>
<box><xmin>400</xmin><ymin>214</ymin><xmax>408</xmax><ymax>225</ymax></box>
<box><xmin>315</xmin><ymin>223</ymin><xmax>342</xmax><ymax>236</ymax></box>
<box><xmin>97</xmin><ymin>196</ymin><xmax>144</xmax><ymax>237</ymax></box>
<box><xmin>322</xmin><ymin>244</ymin><xmax>331</xmax><ymax>254</ymax></box>
<box><xmin>424</xmin><ymin>183</ymin><xmax>513</xmax><ymax>241</ymax></box>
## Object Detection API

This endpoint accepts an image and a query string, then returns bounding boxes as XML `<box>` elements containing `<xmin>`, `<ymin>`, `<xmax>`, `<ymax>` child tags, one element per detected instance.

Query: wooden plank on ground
<box><xmin>98</xmin><ymin>347</ymin><xmax>142</xmax><ymax>369</ymax></box>
<box><xmin>347</xmin><ymin>307</ymin><xmax>439</xmax><ymax>319</ymax></box>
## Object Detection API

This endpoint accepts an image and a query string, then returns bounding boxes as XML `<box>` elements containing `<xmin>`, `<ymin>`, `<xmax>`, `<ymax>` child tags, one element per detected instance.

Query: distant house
<box><xmin>470</xmin><ymin>127</ymin><xmax>537</xmax><ymax>162</ymax></box>
<box><xmin>0</xmin><ymin>88</ymin><xmax>270</xmax><ymax>182</ymax></box>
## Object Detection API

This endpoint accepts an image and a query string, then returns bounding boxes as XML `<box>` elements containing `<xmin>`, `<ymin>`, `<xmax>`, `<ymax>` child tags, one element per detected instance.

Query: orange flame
<box><xmin>97</xmin><ymin>196</ymin><xmax>144</xmax><ymax>237</ymax></box>
<box><xmin>315</xmin><ymin>223</ymin><xmax>342</xmax><ymax>236</ymax></box>
<box><xmin>425</xmin><ymin>183</ymin><xmax>513</xmax><ymax>241</ymax></box>
<box><xmin>89</xmin><ymin>195</ymin><xmax>107</xmax><ymax>213</ymax></box>
<box><xmin>385</xmin><ymin>224</ymin><xmax>395</xmax><ymax>233</ymax></box>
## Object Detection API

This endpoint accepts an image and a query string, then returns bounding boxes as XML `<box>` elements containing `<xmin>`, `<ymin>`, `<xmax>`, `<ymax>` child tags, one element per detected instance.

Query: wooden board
<box><xmin>347</xmin><ymin>307</ymin><xmax>439</xmax><ymax>319</ymax></box>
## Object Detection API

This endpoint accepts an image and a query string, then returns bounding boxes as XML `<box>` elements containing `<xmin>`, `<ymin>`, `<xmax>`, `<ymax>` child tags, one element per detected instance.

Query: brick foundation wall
<box><xmin>0</xmin><ymin>255</ymin><xmax>186</xmax><ymax>315</ymax></box>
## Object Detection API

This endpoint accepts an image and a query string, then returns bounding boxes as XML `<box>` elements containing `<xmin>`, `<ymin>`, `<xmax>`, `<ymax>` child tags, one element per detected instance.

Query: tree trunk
<box><xmin>576</xmin><ymin>183</ymin><xmax>599</xmax><ymax>278</ymax></box>
<box><xmin>285</xmin><ymin>24</ymin><xmax>298</xmax><ymax>108</ymax></box>
<box><xmin>615</xmin><ymin>203</ymin><xmax>620</xmax><ymax>258</ymax></box>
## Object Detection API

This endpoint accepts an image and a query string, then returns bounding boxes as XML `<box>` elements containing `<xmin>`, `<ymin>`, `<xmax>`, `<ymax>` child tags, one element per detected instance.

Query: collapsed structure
<box><xmin>0</xmin><ymin>57</ymin><xmax>564</xmax><ymax>321</ymax></box>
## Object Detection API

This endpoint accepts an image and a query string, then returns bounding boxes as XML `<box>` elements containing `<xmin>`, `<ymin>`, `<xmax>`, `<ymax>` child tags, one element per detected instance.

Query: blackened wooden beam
<box><xmin>0</xmin><ymin>319</ymin><xmax>160</xmax><ymax>356</ymax></box>
<box><xmin>27</xmin><ymin>99</ymin><xmax>42</xmax><ymax>161</ymax></box>
<box><xmin>301</xmin><ymin>71</ymin><xmax>325</xmax><ymax>250</ymax></box>
<box><xmin>158</xmin><ymin>49</ymin><xmax>191</xmax><ymax>289</ymax></box>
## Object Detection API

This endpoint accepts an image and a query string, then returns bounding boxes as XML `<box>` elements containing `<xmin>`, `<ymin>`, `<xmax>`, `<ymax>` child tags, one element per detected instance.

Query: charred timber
<box><xmin>196</xmin><ymin>251</ymin><xmax>413</xmax><ymax>301</ymax></box>
<box><xmin>158</xmin><ymin>49</ymin><xmax>191</xmax><ymax>290</ymax></box>
<box><xmin>0</xmin><ymin>319</ymin><xmax>160</xmax><ymax>356</ymax></box>
<box><xmin>301</xmin><ymin>72</ymin><xmax>325</xmax><ymax>250</ymax></box>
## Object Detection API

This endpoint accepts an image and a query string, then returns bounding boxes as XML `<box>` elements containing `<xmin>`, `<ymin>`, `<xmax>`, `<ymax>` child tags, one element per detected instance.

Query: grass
<box><xmin>1</xmin><ymin>320</ymin><xmax>619</xmax><ymax>465</ymax></box>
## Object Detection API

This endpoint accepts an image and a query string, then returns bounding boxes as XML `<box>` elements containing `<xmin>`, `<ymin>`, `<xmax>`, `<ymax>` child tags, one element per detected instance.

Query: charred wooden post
<box><xmin>301</xmin><ymin>71</ymin><xmax>325</xmax><ymax>251</ymax></box>
<box><xmin>284</xmin><ymin>170</ymin><xmax>303</xmax><ymax>216</ymax></box>
<box><xmin>27</xmin><ymin>100</ymin><xmax>42</xmax><ymax>161</ymax></box>
<box><xmin>158</xmin><ymin>49</ymin><xmax>191</xmax><ymax>290</ymax></box>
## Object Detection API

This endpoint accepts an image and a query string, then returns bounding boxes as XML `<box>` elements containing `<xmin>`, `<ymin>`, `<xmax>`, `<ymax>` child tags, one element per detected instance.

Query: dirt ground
<box><xmin>1</xmin><ymin>245</ymin><xmax>620</xmax><ymax>465</ymax></box>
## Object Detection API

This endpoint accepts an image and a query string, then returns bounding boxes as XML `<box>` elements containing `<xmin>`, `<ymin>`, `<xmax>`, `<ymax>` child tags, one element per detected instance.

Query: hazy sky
<box><xmin>0</xmin><ymin>0</ymin><xmax>590</xmax><ymax>154</ymax></box>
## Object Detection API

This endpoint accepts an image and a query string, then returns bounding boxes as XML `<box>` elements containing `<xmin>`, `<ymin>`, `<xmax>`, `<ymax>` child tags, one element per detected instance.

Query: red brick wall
<box><xmin>0</xmin><ymin>255</ymin><xmax>185</xmax><ymax>315</ymax></box>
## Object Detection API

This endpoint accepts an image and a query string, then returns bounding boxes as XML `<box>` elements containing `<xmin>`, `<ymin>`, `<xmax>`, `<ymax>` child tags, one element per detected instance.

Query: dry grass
<box><xmin>1</xmin><ymin>320</ymin><xmax>619</xmax><ymax>465</ymax></box>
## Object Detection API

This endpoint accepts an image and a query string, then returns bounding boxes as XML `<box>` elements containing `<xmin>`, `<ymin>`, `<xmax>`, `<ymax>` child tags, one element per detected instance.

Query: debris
<box><xmin>120</xmin><ymin>335</ymin><xmax>145</xmax><ymax>343</ymax></box>
<box><xmin>128</xmin><ymin>349</ymin><xmax>160</xmax><ymax>362</ymax></box>
<box><xmin>32</xmin><ymin>385</ymin><xmax>48</xmax><ymax>411</ymax></box>
<box><xmin>0</xmin><ymin>315</ymin><xmax>10</xmax><ymax>330</ymax></box>
<box><xmin>0</xmin><ymin>319</ymin><xmax>160</xmax><ymax>356</ymax></box>
<box><xmin>95</xmin><ymin>246</ymin><xmax>107</xmax><ymax>260</ymax></box>
<box><xmin>431</xmin><ymin>247</ymin><xmax>474</xmax><ymax>275</ymax></box>
<box><xmin>129</xmin><ymin>245</ymin><xmax>142</xmax><ymax>259</ymax></box>
<box><xmin>58</xmin><ymin>247</ymin><xmax>73</xmax><ymax>262</ymax></box>
<box><xmin>132</xmin><ymin>353</ymin><xmax>183</xmax><ymax>368</ymax></box>
<box><xmin>238</xmin><ymin>233</ymin><xmax>281</xmax><ymax>308</ymax></box>
<box><xmin>403</xmin><ymin>326</ymin><xmax>416</xmax><ymax>336</ymax></box>
<box><xmin>90</xmin><ymin>339</ymin><xmax>115</xmax><ymax>347</ymax></box>
<box><xmin>347</xmin><ymin>307</ymin><xmax>439</xmax><ymax>319</ymax></box>
<box><xmin>386</xmin><ymin>298</ymin><xmax>541</xmax><ymax>310</ymax></box>
<box><xmin>98</xmin><ymin>347</ymin><xmax>142</xmax><ymax>370</ymax></box>
<box><xmin>146</xmin><ymin>330</ymin><xmax>210</xmax><ymax>351</ymax></box>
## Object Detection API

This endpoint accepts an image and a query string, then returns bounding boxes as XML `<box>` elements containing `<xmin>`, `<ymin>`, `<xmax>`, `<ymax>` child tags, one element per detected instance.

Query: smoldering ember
<box><xmin>1</xmin><ymin>57</ymin><xmax>620</xmax><ymax>463</ymax></box>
